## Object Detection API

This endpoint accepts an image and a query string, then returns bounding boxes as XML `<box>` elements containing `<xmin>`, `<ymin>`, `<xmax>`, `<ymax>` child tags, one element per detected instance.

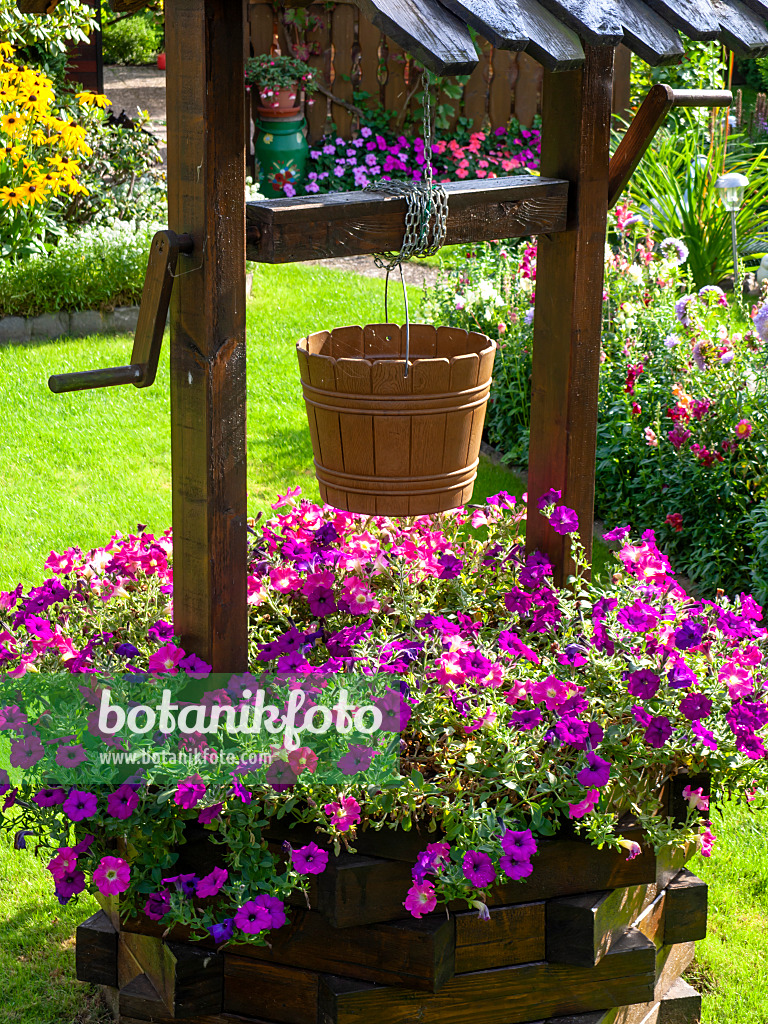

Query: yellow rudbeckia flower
<box><xmin>77</xmin><ymin>91</ymin><xmax>111</xmax><ymax>109</ymax></box>
<box><xmin>17</xmin><ymin>180</ymin><xmax>48</xmax><ymax>205</ymax></box>
<box><xmin>0</xmin><ymin>185</ymin><xmax>26</xmax><ymax>208</ymax></box>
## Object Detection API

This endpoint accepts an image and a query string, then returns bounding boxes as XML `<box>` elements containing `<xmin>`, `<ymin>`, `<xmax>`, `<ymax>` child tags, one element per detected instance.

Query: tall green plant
<box><xmin>625</xmin><ymin>114</ymin><xmax>768</xmax><ymax>287</ymax></box>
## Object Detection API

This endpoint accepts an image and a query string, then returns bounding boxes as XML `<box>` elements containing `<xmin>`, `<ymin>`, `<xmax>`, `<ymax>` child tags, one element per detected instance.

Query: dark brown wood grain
<box><xmin>526</xmin><ymin>44</ymin><xmax>615</xmax><ymax>582</ymax></box>
<box><xmin>121</xmin><ymin>931</ymin><xmax>224</xmax><ymax>1016</ymax></box>
<box><xmin>16</xmin><ymin>0</ymin><xmax>60</xmax><ymax>10</ymax></box>
<box><xmin>229</xmin><ymin>907</ymin><xmax>455</xmax><ymax>991</ymax></box>
<box><xmin>454</xmin><ymin>901</ymin><xmax>545</xmax><ymax>972</ymax></box>
<box><xmin>533</xmin><ymin>0</ymin><xmax>623</xmax><ymax>44</ymax></box>
<box><xmin>546</xmin><ymin>884</ymin><xmax>659</xmax><ymax>966</ymax></box>
<box><xmin>616</xmin><ymin>0</ymin><xmax>684</xmax><ymax>66</ymax></box>
<box><xmin>662</xmin><ymin>871</ymin><xmax>708</xmax><ymax>945</ymax></box>
<box><xmin>640</xmin><ymin>0</ymin><xmax>720</xmax><ymax>39</ymax></box>
<box><xmin>75</xmin><ymin>911</ymin><xmax>118</xmax><ymax>987</ymax></box>
<box><xmin>246</xmin><ymin>176</ymin><xmax>568</xmax><ymax>262</ymax></box>
<box><xmin>610</xmin><ymin>976</ymin><xmax>702</xmax><ymax>1024</ymax></box>
<box><xmin>224</xmin><ymin>958</ymin><xmax>318</xmax><ymax>1023</ymax></box>
<box><xmin>166</xmin><ymin>0</ymin><xmax>248</xmax><ymax>672</ymax></box>
<box><xmin>355</xmin><ymin>0</ymin><xmax>478</xmax><ymax>74</ymax></box>
<box><xmin>711</xmin><ymin>0</ymin><xmax>768</xmax><ymax>56</ymax></box>
<box><xmin>318</xmin><ymin>928</ymin><xmax>656</xmax><ymax>1024</ymax></box>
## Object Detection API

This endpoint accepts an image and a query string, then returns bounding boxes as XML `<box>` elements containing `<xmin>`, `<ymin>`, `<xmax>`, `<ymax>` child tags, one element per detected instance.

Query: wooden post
<box><xmin>526</xmin><ymin>45</ymin><xmax>615</xmax><ymax>583</ymax></box>
<box><xmin>166</xmin><ymin>0</ymin><xmax>248</xmax><ymax>670</ymax></box>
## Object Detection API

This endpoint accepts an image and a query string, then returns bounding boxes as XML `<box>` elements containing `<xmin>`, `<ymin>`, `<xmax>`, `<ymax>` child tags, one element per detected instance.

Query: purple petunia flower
<box><xmin>196</xmin><ymin>866</ymin><xmax>228</xmax><ymax>899</ymax></box>
<box><xmin>234</xmin><ymin>901</ymin><xmax>271</xmax><ymax>934</ymax></box>
<box><xmin>0</xmin><ymin>705</ymin><xmax>27</xmax><ymax>731</ymax></box>
<box><xmin>462</xmin><ymin>849</ymin><xmax>496</xmax><ymax>887</ymax></box>
<box><xmin>198</xmin><ymin>802</ymin><xmax>223</xmax><ymax>824</ymax></box>
<box><xmin>625</xmin><ymin>669</ymin><xmax>660</xmax><ymax>700</ymax></box>
<box><xmin>107</xmin><ymin>784</ymin><xmax>140</xmax><ymax>820</ymax></box>
<box><xmin>501</xmin><ymin>856</ymin><xmax>533</xmax><ymax>880</ymax></box>
<box><xmin>667</xmin><ymin>660</ymin><xmax>697</xmax><ymax>689</ymax></box>
<box><xmin>291</xmin><ymin>842</ymin><xmax>329</xmax><ymax>875</ymax></box>
<box><xmin>644</xmin><ymin>716</ymin><xmax>673</xmax><ymax>748</ymax></box>
<box><xmin>55</xmin><ymin>869</ymin><xmax>86</xmax><ymax>903</ymax></box>
<box><xmin>691</xmin><ymin>720</ymin><xmax>717</xmax><ymax>750</ymax></box>
<box><xmin>174</xmin><ymin>776</ymin><xmax>206</xmax><ymax>809</ymax></box>
<box><xmin>209</xmin><ymin>917</ymin><xmax>235</xmax><ymax>944</ymax></box>
<box><xmin>500</xmin><ymin>829</ymin><xmax>537</xmax><ymax>862</ymax></box>
<box><xmin>337</xmin><ymin>744</ymin><xmax>377</xmax><ymax>776</ymax></box>
<box><xmin>508</xmin><ymin>708</ymin><xmax>543</xmax><ymax>731</ymax></box>
<box><xmin>144</xmin><ymin>891</ymin><xmax>171</xmax><ymax>920</ymax></box>
<box><xmin>55</xmin><ymin>743</ymin><xmax>88</xmax><ymax>769</ymax></box>
<box><xmin>576</xmin><ymin>752</ymin><xmax>611</xmax><ymax>788</ymax></box>
<box><xmin>680</xmin><ymin>693</ymin><xmax>712</xmax><ymax>721</ymax></box>
<box><xmin>537</xmin><ymin>488</ymin><xmax>562</xmax><ymax>510</ymax></box>
<box><xmin>674</xmin><ymin>619</ymin><xmax>706</xmax><ymax>650</ymax></box>
<box><xmin>554</xmin><ymin>716</ymin><xmax>590</xmax><ymax>748</ymax></box>
<box><xmin>163</xmin><ymin>873</ymin><xmax>198</xmax><ymax>896</ymax></box>
<box><xmin>32</xmin><ymin>788</ymin><xmax>66</xmax><ymax>807</ymax></box>
<box><xmin>438</xmin><ymin>553</ymin><xmax>464</xmax><ymax>580</ymax></box>
<box><xmin>62</xmin><ymin>789</ymin><xmax>98</xmax><ymax>822</ymax></box>
<box><xmin>549</xmin><ymin>505</ymin><xmax>579</xmax><ymax>535</ymax></box>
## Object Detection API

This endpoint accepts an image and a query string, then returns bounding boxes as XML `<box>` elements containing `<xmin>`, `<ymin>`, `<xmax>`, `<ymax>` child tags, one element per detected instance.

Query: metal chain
<box><xmin>364</xmin><ymin>70</ymin><xmax>448</xmax><ymax>376</ymax></box>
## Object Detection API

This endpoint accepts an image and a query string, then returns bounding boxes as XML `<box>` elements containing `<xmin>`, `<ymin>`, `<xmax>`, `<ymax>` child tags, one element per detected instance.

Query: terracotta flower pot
<box><xmin>259</xmin><ymin>84</ymin><xmax>299</xmax><ymax>111</ymax></box>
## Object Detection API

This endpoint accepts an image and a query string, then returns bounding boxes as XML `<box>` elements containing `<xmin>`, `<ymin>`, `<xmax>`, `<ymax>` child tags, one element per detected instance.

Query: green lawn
<box><xmin>0</xmin><ymin>261</ymin><xmax>763</xmax><ymax>1023</ymax></box>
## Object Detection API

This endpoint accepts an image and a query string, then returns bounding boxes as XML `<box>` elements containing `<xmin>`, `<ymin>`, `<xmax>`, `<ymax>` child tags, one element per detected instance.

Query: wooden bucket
<box><xmin>296</xmin><ymin>324</ymin><xmax>497</xmax><ymax>516</ymax></box>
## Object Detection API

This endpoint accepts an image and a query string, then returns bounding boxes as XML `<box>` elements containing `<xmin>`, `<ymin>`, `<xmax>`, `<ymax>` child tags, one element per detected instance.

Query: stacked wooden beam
<box><xmin>76</xmin><ymin>825</ymin><xmax>707</xmax><ymax>1024</ymax></box>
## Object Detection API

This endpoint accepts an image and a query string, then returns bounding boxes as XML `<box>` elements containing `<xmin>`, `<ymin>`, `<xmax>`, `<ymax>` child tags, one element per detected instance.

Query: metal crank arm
<box><xmin>48</xmin><ymin>229</ymin><xmax>194</xmax><ymax>394</ymax></box>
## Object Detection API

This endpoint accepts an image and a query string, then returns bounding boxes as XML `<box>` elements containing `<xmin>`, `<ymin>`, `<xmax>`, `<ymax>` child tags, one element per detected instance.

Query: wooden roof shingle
<box><xmin>16</xmin><ymin>0</ymin><xmax>768</xmax><ymax>73</ymax></box>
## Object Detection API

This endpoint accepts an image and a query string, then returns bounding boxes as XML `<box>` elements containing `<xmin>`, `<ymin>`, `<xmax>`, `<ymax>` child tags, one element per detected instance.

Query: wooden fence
<box><xmin>246</xmin><ymin>0</ymin><xmax>632</xmax><ymax>144</ymax></box>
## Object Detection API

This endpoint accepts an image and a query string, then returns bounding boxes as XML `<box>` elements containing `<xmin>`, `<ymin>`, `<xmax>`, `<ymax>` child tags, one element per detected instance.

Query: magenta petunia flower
<box><xmin>107</xmin><ymin>784</ymin><xmax>140</xmax><ymax>820</ymax></box>
<box><xmin>615</xmin><ymin>601</ymin><xmax>659</xmax><ymax>633</ymax></box>
<box><xmin>55</xmin><ymin>744</ymin><xmax>88</xmax><ymax>769</ymax></box>
<box><xmin>536</xmin><ymin>488</ymin><xmax>562</xmax><ymax>510</ymax></box>
<box><xmin>568</xmin><ymin>789</ymin><xmax>600</xmax><ymax>819</ymax></box>
<box><xmin>62</xmin><ymin>788</ymin><xmax>98</xmax><ymax>822</ymax></box>
<box><xmin>196</xmin><ymin>866</ymin><xmax>228</xmax><ymax>899</ymax></box>
<box><xmin>501</xmin><ymin>856</ymin><xmax>533</xmax><ymax>880</ymax></box>
<box><xmin>500</xmin><ymin>828</ymin><xmax>537</xmax><ymax>862</ymax></box>
<box><xmin>93</xmin><ymin>855</ymin><xmax>130</xmax><ymax>895</ymax></box>
<box><xmin>174</xmin><ymin>776</ymin><xmax>206</xmax><ymax>809</ymax></box>
<box><xmin>549</xmin><ymin>505</ymin><xmax>579</xmax><ymax>536</ymax></box>
<box><xmin>48</xmin><ymin>847</ymin><xmax>78</xmax><ymax>882</ymax></box>
<box><xmin>337</xmin><ymin>744</ymin><xmax>377</xmax><ymax>776</ymax></box>
<box><xmin>291</xmin><ymin>842</ymin><xmax>329</xmax><ymax>875</ymax></box>
<box><xmin>403</xmin><ymin>880</ymin><xmax>437</xmax><ymax>918</ymax></box>
<box><xmin>462</xmin><ymin>849</ymin><xmax>496</xmax><ymax>888</ymax></box>
<box><xmin>10</xmin><ymin>734</ymin><xmax>45</xmax><ymax>769</ymax></box>
<box><xmin>576</xmin><ymin>752</ymin><xmax>611</xmax><ymax>788</ymax></box>
<box><xmin>32</xmin><ymin>788</ymin><xmax>66</xmax><ymax>807</ymax></box>
<box><xmin>148</xmin><ymin>643</ymin><xmax>186</xmax><ymax>675</ymax></box>
<box><xmin>198</xmin><ymin>802</ymin><xmax>223</xmax><ymax>824</ymax></box>
<box><xmin>234</xmin><ymin>900</ymin><xmax>272</xmax><ymax>934</ymax></box>
<box><xmin>251</xmin><ymin>894</ymin><xmax>286</xmax><ymax>929</ymax></box>
<box><xmin>625</xmin><ymin>669</ymin><xmax>660</xmax><ymax>700</ymax></box>
<box><xmin>324</xmin><ymin>795</ymin><xmax>361</xmax><ymax>832</ymax></box>
<box><xmin>163</xmin><ymin>873</ymin><xmax>198</xmax><ymax>896</ymax></box>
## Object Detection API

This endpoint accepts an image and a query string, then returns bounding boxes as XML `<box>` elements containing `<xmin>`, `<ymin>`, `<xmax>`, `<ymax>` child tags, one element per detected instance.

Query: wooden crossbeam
<box><xmin>608</xmin><ymin>86</ymin><xmax>732</xmax><ymax>208</ymax></box>
<box><xmin>245</xmin><ymin>176</ymin><xmax>569</xmax><ymax>263</ymax></box>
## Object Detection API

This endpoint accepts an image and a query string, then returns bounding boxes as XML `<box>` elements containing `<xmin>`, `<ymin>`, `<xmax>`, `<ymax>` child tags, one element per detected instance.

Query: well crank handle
<box><xmin>48</xmin><ymin>229</ymin><xmax>193</xmax><ymax>394</ymax></box>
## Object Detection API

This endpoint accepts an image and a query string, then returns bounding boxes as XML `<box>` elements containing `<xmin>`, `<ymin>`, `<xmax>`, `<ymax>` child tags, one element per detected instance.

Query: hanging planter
<box><xmin>296</xmin><ymin>323</ymin><xmax>496</xmax><ymax>515</ymax></box>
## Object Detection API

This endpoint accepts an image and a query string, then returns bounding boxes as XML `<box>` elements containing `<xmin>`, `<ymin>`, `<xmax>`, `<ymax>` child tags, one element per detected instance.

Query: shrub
<box><xmin>421</xmin><ymin>216</ymin><xmax>768</xmax><ymax>601</ymax></box>
<box><xmin>0</xmin><ymin>492</ymin><xmax>766</xmax><ymax>937</ymax></box>
<box><xmin>0</xmin><ymin>0</ymin><xmax>97</xmax><ymax>84</ymax></box>
<box><xmin>0</xmin><ymin>220</ymin><xmax>156</xmax><ymax>316</ymax></box>
<box><xmin>101</xmin><ymin>8</ymin><xmax>163</xmax><ymax>66</ymax></box>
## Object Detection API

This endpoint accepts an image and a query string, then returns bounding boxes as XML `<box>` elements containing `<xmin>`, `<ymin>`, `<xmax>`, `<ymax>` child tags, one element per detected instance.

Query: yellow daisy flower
<box><xmin>1</xmin><ymin>113</ymin><xmax>27</xmax><ymax>137</ymax></box>
<box><xmin>17</xmin><ymin>179</ymin><xmax>48</xmax><ymax>205</ymax></box>
<box><xmin>0</xmin><ymin>185</ymin><xmax>26</xmax><ymax>208</ymax></box>
<box><xmin>0</xmin><ymin>42</ymin><xmax>14</xmax><ymax>59</ymax></box>
<box><xmin>77</xmin><ymin>91</ymin><xmax>111</xmax><ymax>109</ymax></box>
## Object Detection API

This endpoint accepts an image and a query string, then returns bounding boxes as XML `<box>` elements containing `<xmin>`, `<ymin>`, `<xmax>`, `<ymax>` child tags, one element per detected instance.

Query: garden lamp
<box><xmin>715</xmin><ymin>171</ymin><xmax>749</xmax><ymax>297</ymax></box>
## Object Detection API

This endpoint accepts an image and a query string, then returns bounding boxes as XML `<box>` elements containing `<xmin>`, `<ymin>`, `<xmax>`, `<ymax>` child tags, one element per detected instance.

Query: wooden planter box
<box><xmin>76</xmin><ymin>801</ymin><xmax>708</xmax><ymax>1024</ymax></box>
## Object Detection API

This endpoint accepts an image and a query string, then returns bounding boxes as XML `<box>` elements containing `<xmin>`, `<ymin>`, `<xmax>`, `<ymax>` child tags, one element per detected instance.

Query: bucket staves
<box><xmin>296</xmin><ymin>324</ymin><xmax>497</xmax><ymax>516</ymax></box>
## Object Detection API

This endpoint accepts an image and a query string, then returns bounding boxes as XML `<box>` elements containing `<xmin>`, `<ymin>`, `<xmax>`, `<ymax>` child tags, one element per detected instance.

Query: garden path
<box><xmin>102</xmin><ymin>65</ymin><xmax>168</xmax><ymax>165</ymax></box>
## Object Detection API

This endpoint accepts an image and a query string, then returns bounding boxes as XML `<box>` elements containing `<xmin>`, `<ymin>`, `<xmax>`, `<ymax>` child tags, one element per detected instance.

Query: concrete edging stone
<box><xmin>0</xmin><ymin>306</ymin><xmax>141</xmax><ymax>344</ymax></box>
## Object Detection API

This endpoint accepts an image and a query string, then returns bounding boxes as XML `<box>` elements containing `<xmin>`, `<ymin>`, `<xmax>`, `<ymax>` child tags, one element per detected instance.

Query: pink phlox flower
<box><xmin>93</xmin><ymin>855</ymin><xmax>131</xmax><ymax>895</ymax></box>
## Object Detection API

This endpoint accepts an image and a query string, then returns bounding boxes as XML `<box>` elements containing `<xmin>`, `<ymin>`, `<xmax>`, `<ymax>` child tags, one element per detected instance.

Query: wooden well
<box><xmin>297</xmin><ymin>324</ymin><xmax>496</xmax><ymax>516</ymax></box>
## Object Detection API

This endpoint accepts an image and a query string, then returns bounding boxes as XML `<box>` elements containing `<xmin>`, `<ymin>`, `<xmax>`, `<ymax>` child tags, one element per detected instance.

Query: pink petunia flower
<box><xmin>403</xmin><ymin>880</ymin><xmax>437</xmax><ymax>918</ymax></box>
<box><xmin>567</xmin><ymin>789</ymin><xmax>600</xmax><ymax>819</ymax></box>
<box><xmin>324</xmin><ymin>794</ymin><xmax>361</xmax><ymax>832</ymax></box>
<box><xmin>93</xmin><ymin>855</ymin><xmax>130</xmax><ymax>895</ymax></box>
<box><xmin>148</xmin><ymin>643</ymin><xmax>186</xmax><ymax>675</ymax></box>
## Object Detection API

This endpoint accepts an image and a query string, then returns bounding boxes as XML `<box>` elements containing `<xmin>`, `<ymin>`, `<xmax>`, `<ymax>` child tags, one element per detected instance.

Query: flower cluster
<box><xmin>0</xmin><ymin>41</ymin><xmax>109</xmax><ymax>257</ymax></box>
<box><xmin>301</xmin><ymin>120</ymin><xmax>540</xmax><ymax>195</ymax></box>
<box><xmin>1</xmin><ymin>490</ymin><xmax>766</xmax><ymax>940</ymax></box>
<box><xmin>245</xmin><ymin>54</ymin><xmax>318</xmax><ymax>98</ymax></box>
